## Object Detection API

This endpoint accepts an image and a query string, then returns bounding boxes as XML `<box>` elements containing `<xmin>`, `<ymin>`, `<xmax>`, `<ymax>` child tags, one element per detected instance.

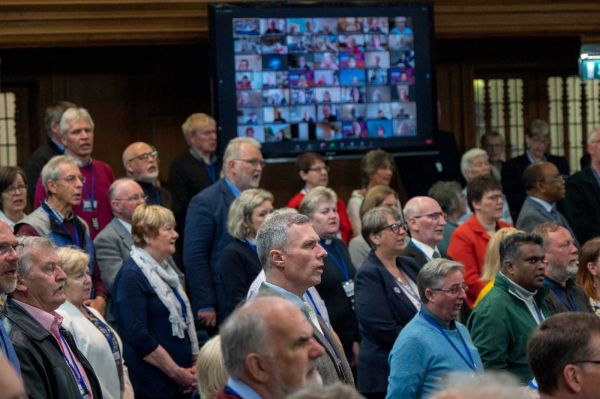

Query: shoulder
<box><xmin>91</xmin><ymin>159</ymin><xmax>113</xmax><ymax>172</ymax></box>
<box><xmin>504</xmin><ymin>154</ymin><xmax>527</xmax><ymax>167</ymax></box>
<box><xmin>287</xmin><ymin>192</ymin><xmax>304</xmax><ymax>208</ymax></box>
<box><xmin>94</xmin><ymin>220</ymin><xmax>118</xmax><ymax>241</ymax></box>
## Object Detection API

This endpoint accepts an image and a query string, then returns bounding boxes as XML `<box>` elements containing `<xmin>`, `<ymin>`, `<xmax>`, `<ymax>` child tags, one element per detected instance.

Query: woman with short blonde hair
<box><xmin>195</xmin><ymin>335</ymin><xmax>228</xmax><ymax>399</ymax></box>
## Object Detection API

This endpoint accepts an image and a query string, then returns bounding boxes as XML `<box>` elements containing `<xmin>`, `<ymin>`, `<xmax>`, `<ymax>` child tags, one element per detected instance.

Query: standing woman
<box><xmin>354</xmin><ymin>206</ymin><xmax>420</xmax><ymax>399</ymax></box>
<box><xmin>299</xmin><ymin>187</ymin><xmax>360</xmax><ymax>365</ymax></box>
<box><xmin>114</xmin><ymin>204</ymin><xmax>198</xmax><ymax>399</ymax></box>
<box><xmin>0</xmin><ymin>166</ymin><xmax>28</xmax><ymax>229</ymax></box>
<box><xmin>57</xmin><ymin>247</ymin><xmax>134</xmax><ymax>399</ymax></box>
<box><xmin>577</xmin><ymin>237</ymin><xmax>600</xmax><ymax>315</ymax></box>
<box><xmin>219</xmin><ymin>189</ymin><xmax>274</xmax><ymax>318</ymax></box>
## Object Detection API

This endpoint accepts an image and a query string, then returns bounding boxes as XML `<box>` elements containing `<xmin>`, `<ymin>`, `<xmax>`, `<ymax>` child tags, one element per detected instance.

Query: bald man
<box><xmin>403</xmin><ymin>196</ymin><xmax>447</xmax><ymax>266</ymax></box>
<box><xmin>122</xmin><ymin>142</ymin><xmax>172</xmax><ymax>208</ymax></box>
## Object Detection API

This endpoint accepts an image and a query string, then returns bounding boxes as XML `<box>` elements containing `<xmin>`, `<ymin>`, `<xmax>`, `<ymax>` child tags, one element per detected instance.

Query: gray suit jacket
<box><xmin>516</xmin><ymin>197</ymin><xmax>579</xmax><ymax>246</ymax></box>
<box><xmin>257</xmin><ymin>283</ymin><xmax>355</xmax><ymax>386</ymax></box>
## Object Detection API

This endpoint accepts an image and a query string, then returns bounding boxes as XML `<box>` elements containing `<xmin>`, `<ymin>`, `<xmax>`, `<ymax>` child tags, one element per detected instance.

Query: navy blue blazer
<box><xmin>502</xmin><ymin>152</ymin><xmax>569</xmax><ymax>220</ymax></box>
<box><xmin>402</xmin><ymin>240</ymin><xmax>429</xmax><ymax>268</ymax></box>
<box><xmin>354</xmin><ymin>251</ymin><xmax>420</xmax><ymax>394</ymax></box>
<box><xmin>183</xmin><ymin>178</ymin><xmax>235</xmax><ymax>321</ymax></box>
<box><xmin>564</xmin><ymin>167</ymin><xmax>600</xmax><ymax>244</ymax></box>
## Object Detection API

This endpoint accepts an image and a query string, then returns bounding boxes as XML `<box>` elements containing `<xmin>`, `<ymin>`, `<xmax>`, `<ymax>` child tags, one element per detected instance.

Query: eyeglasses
<box><xmin>431</xmin><ymin>282</ymin><xmax>469</xmax><ymax>295</ymax></box>
<box><xmin>114</xmin><ymin>194</ymin><xmax>147</xmax><ymax>202</ymax></box>
<box><xmin>482</xmin><ymin>193</ymin><xmax>504</xmax><ymax>202</ymax></box>
<box><xmin>308</xmin><ymin>166</ymin><xmax>330</xmax><ymax>173</ymax></box>
<box><xmin>412</xmin><ymin>212</ymin><xmax>445</xmax><ymax>221</ymax></box>
<box><xmin>571</xmin><ymin>360</ymin><xmax>600</xmax><ymax>366</ymax></box>
<box><xmin>128</xmin><ymin>149</ymin><xmax>158</xmax><ymax>162</ymax></box>
<box><xmin>0</xmin><ymin>242</ymin><xmax>23</xmax><ymax>256</ymax></box>
<box><xmin>376</xmin><ymin>222</ymin><xmax>408</xmax><ymax>235</ymax></box>
<box><xmin>235</xmin><ymin>158</ymin><xmax>265</xmax><ymax>167</ymax></box>
<box><xmin>55</xmin><ymin>175</ymin><xmax>86</xmax><ymax>184</ymax></box>
<box><xmin>3</xmin><ymin>184</ymin><xmax>27</xmax><ymax>194</ymax></box>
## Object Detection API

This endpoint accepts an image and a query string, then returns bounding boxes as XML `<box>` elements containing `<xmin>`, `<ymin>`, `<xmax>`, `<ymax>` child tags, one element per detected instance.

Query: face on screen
<box><xmin>233</xmin><ymin>15</ymin><xmax>419</xmax><ymax>149</ymax></box>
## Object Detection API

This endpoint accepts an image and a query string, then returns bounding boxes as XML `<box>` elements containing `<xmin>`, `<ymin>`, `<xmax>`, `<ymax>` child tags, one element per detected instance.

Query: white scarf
<box><xmin>130</xmin><ymin>246</ymin><xmax>199</xmax><ymax>355</ymax></box>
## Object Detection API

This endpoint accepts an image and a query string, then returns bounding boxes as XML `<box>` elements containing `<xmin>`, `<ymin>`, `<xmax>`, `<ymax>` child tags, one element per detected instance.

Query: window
<box><xmin>0</xmin><ymin>92</ymin><xmax>17</xmax><ymax>166</ymax></box>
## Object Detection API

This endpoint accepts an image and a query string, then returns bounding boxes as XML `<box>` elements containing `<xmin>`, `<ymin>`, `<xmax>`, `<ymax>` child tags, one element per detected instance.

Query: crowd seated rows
<box><xmin>2</xmin><ymin>101</ymin><xmax>600</xmax><ymax>399</ymax></box>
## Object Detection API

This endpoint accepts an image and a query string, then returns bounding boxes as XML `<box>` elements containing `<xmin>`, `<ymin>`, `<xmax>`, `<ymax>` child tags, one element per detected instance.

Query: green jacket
<box><xmin>466</xmin><ymin>272</ymin><xmax>550</xmax><ymax>383</ymax></box>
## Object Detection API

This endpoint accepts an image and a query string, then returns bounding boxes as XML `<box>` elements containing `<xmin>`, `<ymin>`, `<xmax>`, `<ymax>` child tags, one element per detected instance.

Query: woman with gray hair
<box><xmin>354</xmin><ymin>206</ymin><xmax>419</xmax><ymax>398</ymax></box>
<box><xmin>218</xmin><ymin>188</ymin><xmax>274</xmax><ymax>318</ymax></box>
<box><xmin>299</xmin><ymin>186</ymin><xmax>360</xmax><ymax>367</ymax></box>
<box><xmin>387</xmin><ymin>258</ymin><xmax>483</xmax><ymax>399</ymax></box>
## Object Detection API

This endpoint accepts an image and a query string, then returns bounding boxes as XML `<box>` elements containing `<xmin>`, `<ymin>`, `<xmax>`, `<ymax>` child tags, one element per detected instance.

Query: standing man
<box><xmin>184</xmin><ymin>137</ymin><xmax>263</xmax><ymax>328</ymax></box>
<box><xmin>517</xmin><ymin>162</ymin><xmax>575</xmax><ymax>240</ymax></box>
<box><xmin>256</xmin><ymin>212</ymin><xmax>354</xmax><ymax>385</ymax></box>
<box><xmin>24</xmin><ymin>100</ymin><xmax>75</xmax><ymax>205</ymax></box>
<box><xmin>218</xmin><ymin>296</ymin><xmax>326</xmax><ymax>399</ymax></box>
<box><xmin>4</xmin><ymin>236</ymin><xmax>102</xmax><ymax>399</ymax></box>
<box><xmin>532</xmin><ymin>222</ymin><xmax>591</xmax><ymax>314</ymax></box>
<box><xmin>481</xmin><ymin>131</ymin><xmax>505</xmax><ymax>180</ymax></box>
<box><xmin>528</xmin><ymin>313</ymin><xmax>600</xmax><ymax>399</ymax></box>
<box><xmin>34</xmin><ymin>107</ymin><xmax>115</xmax><ymax>238</ymax></box>
<box><xmin>467</xmin><ymin>232</ymin><xmax>550</xmax><ymax>383</ymax></box>
<box><xmin>403</xmin><ymin>196</ymin><xmax>447</xmax><ymax>264</ymax></box>
<box><xmin>16</xmin><ymin>155</ymin><xmax>106</xmax><ymax>315</ymax></box>
<box><xmin>0</xmin><ymin>221</ymin><xmax>21</xmax><ymax>374</ymax></box>
<box><xmin>564</xmin><ymin>127</ymin><xmax>600</xmax><ymax>245</ymax></box>
<box><xmin>502</xmin><ymin>119</ymin><xmax>569</xmax><ymax>220</ymax></box>
<box><xmin>122</xmin><ymin>141</ymin><xmax>172</xmax><ymax>208</ymax></box>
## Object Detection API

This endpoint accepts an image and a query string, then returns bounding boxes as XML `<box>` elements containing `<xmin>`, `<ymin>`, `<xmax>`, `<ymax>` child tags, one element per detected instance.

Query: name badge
<box><xmin>83</xmin><ymin>200</ymin><xmax>97</xmax><ymax>212</ymax></box>
<box><xmin>342</xmin><ymin>280</ymin><xmax>355</xmax><ymax>299</ymax></box>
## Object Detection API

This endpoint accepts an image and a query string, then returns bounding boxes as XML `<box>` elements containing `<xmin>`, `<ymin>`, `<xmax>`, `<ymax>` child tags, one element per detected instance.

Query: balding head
<box><xmin>404</xmin><ymin>196</ymin><xmax>446</xmax><ymax>249</ymax></box>
<box><xmin>108</xmin><ymin>178</ymin><xmax>146</xmax><ymax>223</ymax></box>
<box><xmin>122</xmin><ymin>142</ymin><xmax>159</xmax><ymax>183</ymax></box>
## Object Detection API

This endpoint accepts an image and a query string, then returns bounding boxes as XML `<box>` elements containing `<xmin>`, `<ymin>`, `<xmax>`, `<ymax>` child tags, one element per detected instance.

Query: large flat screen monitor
<box><xmin>209</xmin><ymin>3</ymin><xmax>436</xmax><ymax>159</ymax></box>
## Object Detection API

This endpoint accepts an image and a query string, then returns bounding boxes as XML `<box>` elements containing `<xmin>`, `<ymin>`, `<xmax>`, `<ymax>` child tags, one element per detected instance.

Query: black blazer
<box><xmin>502</xmin><ymin>152</ymin><xmax>569</xmax><ymax>220</ymax></box>
<box><xmin>219</xmin><ymin>239</ymin><xmax>262</xmax><ymax>319</ymax></box>
<box><xmin>354</xmin><ymin>252</ymin><xmax>420</xmax><ymax>394</ymax></box>
<box><xmin>564</xmin><ymin>167</ymin><xmax>600</xmax><ymax>244</ymax></box>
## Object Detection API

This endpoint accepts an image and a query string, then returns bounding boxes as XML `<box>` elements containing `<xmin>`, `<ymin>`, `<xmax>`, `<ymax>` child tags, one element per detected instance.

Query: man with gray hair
<box><xmin>16</xmin><ymin>155</ymin><xmax>106</xmax><ymax>315</ymax></box>
<box><xmin>3</xmin><ymin>236</ymin><xmax>102</xmax><ymax>398</ymax></box>
<box><xmin>565</xmin><ymin>127</ymin><xmax>600</xmax><ymax>244</ymax></box>
<box><xmin>184</xmin><ymin>137</ymin><xmax>264</xmax><ymax>328</ymax></box>
<box><xmin>33</xmin><ymin>106</ymin><xmax>115</xmax><ymax>238</ymax></box>
<box><xmin>217</xmin><ymin>296</ymin><xmax>325</xmax><ymax>398</ymax></box>
<box><xmin>387</xmin><ymin>258</ymin><xmax>483</xmax><ymax>399</ymax></box>
<box><xmin>468</xmin><ymin>232</ymin><xmax>550</xmax><ymax>383</ymax></box>
<box><xmin>24</xmin><ymin>100</ymin><xmax>75</xmax><ymax>205</ymax></box>
<box><xmin>256</xmin><ymin>211</ymin><xmax>354</xmax><ymax>385</ymax></box>
<box><xmin>403</xmin><ymin>196</ymin><xmax>447</xmax><ymax>264</ymax></box>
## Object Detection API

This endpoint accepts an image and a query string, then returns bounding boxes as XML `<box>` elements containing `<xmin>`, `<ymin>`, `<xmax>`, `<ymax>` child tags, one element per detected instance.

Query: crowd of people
<box><xmin>1</xmin><ymin>101</ymin><xmax>600</xmax><ymax>399</ymax></box>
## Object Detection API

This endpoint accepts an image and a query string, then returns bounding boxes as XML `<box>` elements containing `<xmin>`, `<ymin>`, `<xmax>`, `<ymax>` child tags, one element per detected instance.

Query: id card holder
<box><xmin>342</xmin><ymin>280</ymin><xmax>355</xmax><ymax>299</ymax></box>
<box><xmin>83</xmin><ymin>199</ymin><xmax>97</xmax><ymax>212</ymax></box>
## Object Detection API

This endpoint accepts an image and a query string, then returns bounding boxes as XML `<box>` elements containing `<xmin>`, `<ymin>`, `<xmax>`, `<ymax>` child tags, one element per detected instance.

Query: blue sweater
<box><xmin>114</xmin><ymin>257</ymin><xmax>194</xmax><ymax>399</ymax></box>
<box><xmin>387</xmin><ymin>308</ymin><xmax>483</xmax><ymax>399</ymax></box>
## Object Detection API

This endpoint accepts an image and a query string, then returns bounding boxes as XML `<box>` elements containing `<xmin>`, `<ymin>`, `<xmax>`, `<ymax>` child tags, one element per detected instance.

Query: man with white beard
<box><xmin>218</xmin><ymin>296</ymin><xmax>325</xmax><ymax>399</ymax></box>
<box><xmin>122</xmin><ymin>141</ymin><xmax>172</xmax><ymax>208</ymax></box>
<box><xmin>532</xmin><ymin>222</ymin><xmax>592</xmax><ymax>314</ymax></box>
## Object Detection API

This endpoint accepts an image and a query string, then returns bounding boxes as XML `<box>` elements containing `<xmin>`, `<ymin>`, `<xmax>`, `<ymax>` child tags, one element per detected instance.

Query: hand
<box><xmin>84</xmin><ymin>296</ymin><xmax>106</xmax><ymax>317</ymax></box>
<box><xmin>351</xmin><ymin>341</ymin><xmax>360</xmax><ymax>367</ymax></box>
<box><xmin>197</xmin><ymin>310</ymin><xmax>217</xmax><ymax>328</ymax></box>
<box><xmin>171</xmin><ymin>366</ymin><xmax>196</xmax><ymax>392</ymax></box>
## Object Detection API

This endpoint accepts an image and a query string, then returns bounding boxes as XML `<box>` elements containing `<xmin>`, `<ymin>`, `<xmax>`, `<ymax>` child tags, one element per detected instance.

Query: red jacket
<box><xmin>447</xmin><ymin>214</ymin><xmax>511</xmax><ymax>307</ymax></box>
<box><xmin>287</xmin><ymin>191</ymin><xmax>353</xmax><ymax>245</ymax></box>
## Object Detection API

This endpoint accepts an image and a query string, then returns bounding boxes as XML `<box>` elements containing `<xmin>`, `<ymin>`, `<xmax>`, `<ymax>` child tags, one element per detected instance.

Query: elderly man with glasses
<box><xmin>122</xmin><ymin>141</ymin><xmax>172</xmax><ymax>209</ymax></box>
<box><xmin>387</xmin><ymin>258</ymin><xmax>483</xmax><ymax>399</ymax></box>
<box><xmin>403</xmin><ymin>196</ymin><xmax>447</xmax><ymax>266</ymax></box>
<box><xmin>15</xmin><ymin>155</ymin><xmax>107</xmax><ymax>316</ymax></box>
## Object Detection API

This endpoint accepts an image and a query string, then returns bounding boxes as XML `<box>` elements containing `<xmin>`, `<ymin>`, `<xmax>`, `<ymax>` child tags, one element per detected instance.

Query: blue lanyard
<box><xmin>205</xmin><ymin>162</ymin><xmax>217</xmax><ymax>183</ymax></box>
<box><xmin>244</xmin><ymin>239</ymin><xmax>258</xmax><ymax>255</ymax></box>
<box><xmin>81</xmin><ymin>166</ymin><xmax>96</xmax><ymax>211</ymax></box>
<box><xmin>82</xmin><ymin>306</ymin><xmax>117</xmax><ymax>353</ymax></box>
<box><xmin>58</xmin><ymin>332</ymin><xmax>90</xmax><ymax>398</ymax></box>
<box><xmin>548</xmin><ymin>286</ymin><xmax>579</xmax><ymax>312</ymax></box>
<box><xmin>42</xmin><ymin>202</ymin><xmax>80</xmax><ymax>247</ymax></box>
<box><xmin>305</xmin><ymin>290</ymin><xmax>322</xmax><ymax>317</ymax></box>
<box><xmin>170</xmin><ymin>286</ymin><xmax>188</xmax><ymax>324</ymax></box>
<box><xmin>321</xmin><ymin>240</ymin><xmax>349</xmax><ymax>280</ymax></box>
<box><xmin>152</xmin><ymin>187</ymin><xmax>161</xmax><ymax>205</ymax></box>
<box><xmin>420</xmin><ymin>310</ymin><xmax>477</xmax><ymax>371</ymax></box>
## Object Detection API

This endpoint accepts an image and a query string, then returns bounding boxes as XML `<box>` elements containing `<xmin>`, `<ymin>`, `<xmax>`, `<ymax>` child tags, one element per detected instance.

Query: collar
<box><xmin>189</xmin><ymin>148</ymin><xmax>215</xmax><ymax>165</ymax></box>
<box><xmin>263</xmin><ymin>282</ymin><xmax>306</xmax><ymax>308</ymax></box>
<box><xmin>498</xmin><ymin>271</ymin><xmax>537</xmax><ymax>299</ymax></box>
<box><xmin>224</xmin><ymin>178</ymin><xmax>241</xmax><ymax>198</ymax></box>
<box><xmin>42</xmin><ymin>200</ymin><xmax>72</xmax><ymax>222</ymax></box>
<box><xmin>528</xmin><ymin>195</ymin><xmax>554</xmax><ymax>213</ymax></box>
<box><xmin>421</xmin><ymin>305</ymin><xmax>456</xmax><ymax>330</ymax></box>
<box><xmin>526</xmin><ymin>150</ymin><xmax>547</xmax><ymax>164</ymax></box>
<box><xmin>227</xmin><ymin>377</ymin><xmax>263</xmax><ymax>399</ymax></box>
<box><xmin>50</xmin><ymin>138</ymin><xmax>65</xmax><ymax>152</ymax></box>
<box><xmin>12</xmin><ymin>299</ymin><xmax>63</xmax><ymax>336</ymax></box>
<box><xmin>410</xmin><ymin>238</ymin><xmax>436</xmax><ymax>259</ymax></box>
<box><xmin>544</xmin><ymin>276</ymin><xmax>574</xmax><ymax>290</ymax></box>
<box><xmin>117</xmin><ymin>218</ymin><xmax>132</xmax><ymax>233</ymax></box>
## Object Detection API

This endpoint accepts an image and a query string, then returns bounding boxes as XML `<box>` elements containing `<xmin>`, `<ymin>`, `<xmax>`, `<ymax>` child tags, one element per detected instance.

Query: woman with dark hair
<box><xmin>347</xmin><ymin>150</ymin><xmax>397</xmax><ymax>237</ymax></box>
<box><xmin>287</xmin><ymin>152</ymin><xmax>353</xmax><ymax>243</ymax></box>
<box><xmin>0</xmin><ymin>166</ymin><xmax>28</xmax><ymax>229</ymax></box>
<box><xmin>114</xmin><ymin>204</ymin><xmax>197</xmax><ymax>399</ymax></box>
<box><xmin>354</xmin><ymin>206</ymin><xmax>419</xmax><ymax>398</ymax></box>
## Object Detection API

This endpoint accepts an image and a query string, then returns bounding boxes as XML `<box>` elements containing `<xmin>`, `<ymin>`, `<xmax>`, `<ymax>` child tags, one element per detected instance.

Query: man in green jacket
<box><xmin>467</xmin><ymin>232</ymin><xmax>551</xmax><ymax>383</ymax></box>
